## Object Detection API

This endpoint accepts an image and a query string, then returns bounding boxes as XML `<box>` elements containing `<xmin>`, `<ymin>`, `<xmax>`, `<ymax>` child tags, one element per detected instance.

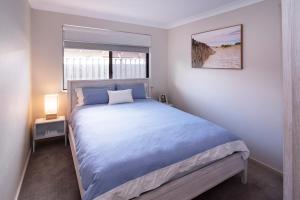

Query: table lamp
<box><xmin>44</xmin><ymin>94</ymin><xmax>59</xmax><ymax>120</ymax></box>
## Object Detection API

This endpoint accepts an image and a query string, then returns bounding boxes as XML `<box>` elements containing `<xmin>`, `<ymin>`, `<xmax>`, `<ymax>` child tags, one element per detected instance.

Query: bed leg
<box><xmin>241</xmin><ymin>159</ymin><xmax>248</xmax><ymax>184</ymax></box>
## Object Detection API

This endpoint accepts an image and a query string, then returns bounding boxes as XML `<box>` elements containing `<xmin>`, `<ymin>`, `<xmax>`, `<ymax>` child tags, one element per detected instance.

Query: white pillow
<box><xmin>75</xmin><ymin>88</ymin><xmax>84</xmax><ymax>106</ymax></box>
<box><xmin>108</xmin><ymin>89</ymin><xmax>134</xmax><ymax>105</ymax></box>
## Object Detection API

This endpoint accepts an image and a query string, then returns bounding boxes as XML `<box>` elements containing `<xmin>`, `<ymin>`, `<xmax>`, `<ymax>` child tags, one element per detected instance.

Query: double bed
<box><xmin>67</xmin><ymin>79</ymin><xmax>249</xmax><ymax>200</ymax></box>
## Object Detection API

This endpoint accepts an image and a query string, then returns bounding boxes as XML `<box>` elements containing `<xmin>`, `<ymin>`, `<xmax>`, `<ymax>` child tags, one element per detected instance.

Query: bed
<box><xmin>67</xmin><ymin>79</ymin><xmax>249</xmax><ymax>200</ymax></box>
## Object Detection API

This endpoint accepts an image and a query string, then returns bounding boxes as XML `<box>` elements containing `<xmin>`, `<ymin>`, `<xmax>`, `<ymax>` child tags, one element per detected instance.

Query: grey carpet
<box><xmin>19</xmin><ymin>139</ymin><xmax>282</xmax><ymax>200</ymax></box>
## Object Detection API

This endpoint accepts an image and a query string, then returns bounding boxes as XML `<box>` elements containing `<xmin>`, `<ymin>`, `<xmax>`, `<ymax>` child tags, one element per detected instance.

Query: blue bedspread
<box><xmin>71</xmin><ymin>99</ymin><xmax>240</xmax><ymax>200</ymax></box>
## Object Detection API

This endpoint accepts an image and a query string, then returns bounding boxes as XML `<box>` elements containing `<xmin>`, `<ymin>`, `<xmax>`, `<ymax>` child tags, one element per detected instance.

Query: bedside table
<box><xmin>160</xmin><ymin>102</ymin><xmax>174</xmax><ymax>107</ymax></box>
<box><xmin>33</xmin><ymin>116</ymin><xmax>67</xmax><ymax>152</ymax></box>
<box><xmin>166</xmin><ymin>103</ymin><xmax>174</xmax><ymax>107</ymax></box>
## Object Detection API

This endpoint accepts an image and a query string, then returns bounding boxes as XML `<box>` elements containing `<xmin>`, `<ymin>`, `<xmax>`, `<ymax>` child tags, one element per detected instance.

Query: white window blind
<box><xmin>63</xmin><ymin>25</ymin><xmax>151</xmax><ymax>47</ymax></box>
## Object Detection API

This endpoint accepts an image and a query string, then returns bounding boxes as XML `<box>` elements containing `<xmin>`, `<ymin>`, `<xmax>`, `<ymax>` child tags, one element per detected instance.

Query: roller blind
<box><xmin>64</xmin><ymin>41</ymin><xmax>149</xmax><ymax>53</ymax></box>
<box><xmin>63</xmin><ymin>25</ymin><xmax>151</xmax><ymax>52</ymax></box>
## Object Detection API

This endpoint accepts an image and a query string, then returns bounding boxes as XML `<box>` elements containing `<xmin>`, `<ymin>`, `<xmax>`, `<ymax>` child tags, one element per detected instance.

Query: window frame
<box><xmin>62</xmin><ymin>48</ymin><xmax>150</xmax><ymax>90</ymax></box>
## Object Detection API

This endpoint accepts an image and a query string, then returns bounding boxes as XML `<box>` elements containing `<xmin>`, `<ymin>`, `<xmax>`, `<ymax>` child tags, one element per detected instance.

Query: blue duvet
<box><xmin>70</xmin><ymin>99</ymin><xmax>240</xmax><ymax>200</ymax></box>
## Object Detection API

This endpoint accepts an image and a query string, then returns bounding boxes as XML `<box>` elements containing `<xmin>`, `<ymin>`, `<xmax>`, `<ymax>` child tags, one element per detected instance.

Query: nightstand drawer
<box><xmin>35</xmin><ymin>121</ymin><xmax>65</xmax><ymax>140</ymax></box>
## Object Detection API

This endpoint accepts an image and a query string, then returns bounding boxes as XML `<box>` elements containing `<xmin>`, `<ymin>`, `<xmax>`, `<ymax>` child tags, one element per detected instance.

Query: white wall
<box><xmin>0</xmin><ymin>0</ymin><xmax>31</xmax><ymax>199</ymax></box>
<box><xmin>31</xmin><ymin>9</ymin><xmax>168</xmax><ymax>119</ymax></box>
<box><xmin>167</xmin><ymin>0</ymin><xmax>283</xmax><ymax>171</ymax></box>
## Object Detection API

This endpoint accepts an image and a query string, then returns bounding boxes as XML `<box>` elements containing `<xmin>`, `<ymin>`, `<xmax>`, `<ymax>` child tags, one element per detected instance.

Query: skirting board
<box><xmin>14</xmin><ymin>149</ymin><xmax>31</xmax><ymax>200</ymax></box>
<box><xmin>249</xmin><ymin>157</ymin><xmax>283</xmax><ymax>177</ymax></box>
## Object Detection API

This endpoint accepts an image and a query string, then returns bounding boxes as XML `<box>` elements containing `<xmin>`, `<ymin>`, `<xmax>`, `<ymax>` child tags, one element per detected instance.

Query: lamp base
<box><xmin>46</xmin><ymin>114</ymin><xmax>57</xmax><ymax>120</ymax></box>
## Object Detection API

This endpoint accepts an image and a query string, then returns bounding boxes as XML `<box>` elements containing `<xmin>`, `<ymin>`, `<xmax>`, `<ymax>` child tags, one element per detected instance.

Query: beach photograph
<box><xmin>191</xmin><ymin>25</ymin><xmax>242</xmax><ymax>69</ymax></box>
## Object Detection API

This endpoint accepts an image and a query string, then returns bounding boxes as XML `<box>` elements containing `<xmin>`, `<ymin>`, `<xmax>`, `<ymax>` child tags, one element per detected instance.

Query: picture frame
<box><xmin>191</xmin><ymin>24</ymin><xmax>243</xmax><ymax>69</ymax></box>
<box><xmin>159</xmin><ymin>94</ymin><xmax>168</xmax><ymax>104</ymax></box>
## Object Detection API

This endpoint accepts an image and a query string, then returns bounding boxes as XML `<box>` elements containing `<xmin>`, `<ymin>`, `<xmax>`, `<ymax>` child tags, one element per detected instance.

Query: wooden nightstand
<box><xmin>160</xmin><ymin>102</ymin><xmax>174</xmax><ymax>107</ymax></box>
<box><xmin>166</xmin><ymin>103</ymin><xmax>174</xmax><ymax>107</ymax></box>
<box><xmin>33</xmin><ymin>116</ymin><xmax>67</xmax><ymax>152</ymax></box>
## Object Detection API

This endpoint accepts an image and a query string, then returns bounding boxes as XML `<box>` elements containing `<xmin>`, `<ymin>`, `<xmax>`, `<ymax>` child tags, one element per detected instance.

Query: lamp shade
<box><xmin>44</xmin><ymin>94</ymin><xmax>59</xmax><ymax>119</ymax></box>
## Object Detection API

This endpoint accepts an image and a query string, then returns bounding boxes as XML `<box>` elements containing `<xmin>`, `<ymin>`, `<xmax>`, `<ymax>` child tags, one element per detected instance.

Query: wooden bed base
<box><xmin>69</xmin><ymin>125</ymin><xmax>85</xmax><ymax>197</ymax></box>
<box><xmin>68</xmin><ymin>125</ymin><xmax>247</xmax><ymax>200</ymax></box>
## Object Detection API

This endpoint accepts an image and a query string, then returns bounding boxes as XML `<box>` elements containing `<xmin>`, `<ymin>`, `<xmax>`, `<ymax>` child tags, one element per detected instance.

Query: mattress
<box><xmin>70</xmin><ymin>99</ymin><xmax>249</xmax><ymax>200</ymax></box>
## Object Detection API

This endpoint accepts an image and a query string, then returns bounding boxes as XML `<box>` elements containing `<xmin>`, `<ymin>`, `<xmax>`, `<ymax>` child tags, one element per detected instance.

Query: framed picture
<box><xmin>191</xmin><ymin>24</ymin><xmax>243</xmax><ymax>69</ymax></box>
<box><xmin>159</xmin><ymin>94</ymin><xmax>168</xmax><ymax>104</ymax></box>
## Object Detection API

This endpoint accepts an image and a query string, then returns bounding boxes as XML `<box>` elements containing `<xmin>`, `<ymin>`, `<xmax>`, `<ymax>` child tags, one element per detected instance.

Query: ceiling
<box><xmin>29</xmin><ymin>0</ymin><xmax>263</xmax><ymax>29</ymax></box>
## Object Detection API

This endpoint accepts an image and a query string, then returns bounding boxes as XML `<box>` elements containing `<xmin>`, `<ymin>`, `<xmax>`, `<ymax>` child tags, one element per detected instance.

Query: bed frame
<box><xmin>67</xmin><ymin>79</ymin><xmax>248</xmax><ymax>200</ymax></box>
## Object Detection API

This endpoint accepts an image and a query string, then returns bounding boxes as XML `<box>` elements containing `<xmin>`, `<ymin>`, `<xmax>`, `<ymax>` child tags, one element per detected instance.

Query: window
<box><xmin>63</xmin><ymin>49</ymin><xmax>110</xmax><ymax>89</ymax></box>
<box><xmin>62</xmin><ymin>25</ymin><xmax>151</xmax><ymax>90</ymax></box>
<box><xmin>112</xmin><ymin>51</ymin><xmax>148</xmax><ymax>79</ymax></box>
<box><xmin>63</xmin><ymin>49</ymin><xmax>149</xmax><ymax>89</ymax></box>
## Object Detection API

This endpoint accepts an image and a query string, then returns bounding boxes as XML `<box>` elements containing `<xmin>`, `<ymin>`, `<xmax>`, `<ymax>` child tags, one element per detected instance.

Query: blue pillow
<box><xmin>116</xmin><ymin>83</ymin><xmax>146</xmax><ymax>99</ymax></box>
<box><xmin>82</xmin><ymin>85</ymin><xmax>115</xmax><ymax>105</ymax></box>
